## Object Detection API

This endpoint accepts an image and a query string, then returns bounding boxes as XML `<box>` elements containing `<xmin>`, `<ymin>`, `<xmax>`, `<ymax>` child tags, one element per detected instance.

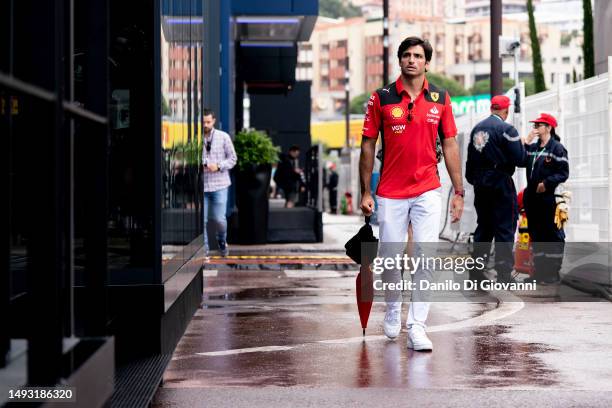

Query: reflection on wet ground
<box><xmin>154</xmin><ymin>269</ymin><xmax>587</xmax><ymax>390</ymax></box>
<box><xmin>464</xmin><ymin>325</ymin><xmax>558</xmax><ymax>388</ymax></box>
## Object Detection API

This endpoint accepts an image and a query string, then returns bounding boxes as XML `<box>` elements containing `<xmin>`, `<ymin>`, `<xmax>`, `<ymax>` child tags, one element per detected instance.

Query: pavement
<box><xmin>222</xmin><ymin>212</ymin><xmax>374</xmax><ymax>254</ymax></box>
<box><xmin>153</xmin><ymin>213</ymin><xmax>612</xmax><ymax>407</ymax></box>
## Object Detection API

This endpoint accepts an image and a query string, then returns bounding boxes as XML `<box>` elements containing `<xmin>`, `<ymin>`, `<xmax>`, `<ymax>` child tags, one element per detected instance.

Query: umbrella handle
<box><xmin>365</xmin><ymin>215</ymin><xmax>371</xmax><ymax>224</ymax></box>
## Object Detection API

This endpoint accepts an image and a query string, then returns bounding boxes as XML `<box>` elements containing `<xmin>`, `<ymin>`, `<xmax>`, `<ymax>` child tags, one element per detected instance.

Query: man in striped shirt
<box><xmin>201</xmin><ymin>108</ymin><xmax>237</xmax><ymax>257</ymax></box>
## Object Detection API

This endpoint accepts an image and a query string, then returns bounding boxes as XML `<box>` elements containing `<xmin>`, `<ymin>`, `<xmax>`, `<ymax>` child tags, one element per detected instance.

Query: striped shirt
<box><xmin>202</xmin><ymin>128</ymin><xmax>237</xmax><ymax>192</ymax></box>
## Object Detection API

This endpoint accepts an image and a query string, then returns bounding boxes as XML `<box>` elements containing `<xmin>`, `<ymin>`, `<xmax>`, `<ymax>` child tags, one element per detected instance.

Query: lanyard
<box><xmin>530</xmin><ymin>148</ymin><xmax>546</xmax><ymax>175</ymax></box>
<box><xmin>204</xmin><ymin>129</ymin><xmax>214</xmax><ymax>157</ymax></box>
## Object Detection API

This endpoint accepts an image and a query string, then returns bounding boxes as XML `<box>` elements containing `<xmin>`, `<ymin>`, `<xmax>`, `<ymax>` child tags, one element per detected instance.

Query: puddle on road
<box><xmin>206</xmin><ymin>287</ymin><xmax>323</xmax><ymax>300</ymax></box>
<box><xmin>461</xmin><ymin>325</ymin><xmax>559</xmax><ymax>388</ymax></box>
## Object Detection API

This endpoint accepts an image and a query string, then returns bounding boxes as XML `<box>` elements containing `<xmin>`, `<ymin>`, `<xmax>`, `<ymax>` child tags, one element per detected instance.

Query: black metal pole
<box><xmin>383</xmin><ymin>0</ymin><xmax>389</xmax><ymax>85</ymax></box>
<box><xmin>345</xmin><ymin>54</ymin><xmax>350</xmax><ymax>148</ymax></box>
<box><xmin>1</xmin><ymin>0</ymin><xmax>13</xmax><ymax>368</ymax></box>
<box><xmin>490</xmin><ymin>0</ymin><xmax>503</xmax><ymax>95</ymax></box>
<box><xmin>82</xmin><ymin>0</ymin><xmax>109</xmax><ymax>337</ymax></box>
<box><xmin>24</xmin><ymin>0</ymin><xmax>65</xmax><ymax>385</ymax></box>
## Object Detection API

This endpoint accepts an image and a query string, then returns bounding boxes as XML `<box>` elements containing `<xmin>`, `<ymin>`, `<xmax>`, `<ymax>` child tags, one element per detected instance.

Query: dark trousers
<box><xmin>472</xmin><ymin>178</ymin><xmax>518</xmax><ymax>278</ymax></box>
<box><xmin>329</xmin><ymin>188</ymin><xmax>338</xmax><ymax>213</ymax></box>
<box><xmin>524</xmin><ymin>191</ymin><xmax>565</xmax><ymax>281</ymax></box>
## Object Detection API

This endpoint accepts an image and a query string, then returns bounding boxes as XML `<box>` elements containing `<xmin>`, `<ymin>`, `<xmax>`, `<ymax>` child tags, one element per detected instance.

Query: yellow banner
<box><xmin>310</xmin><ymin>119</ymin><xmax>365</xmax><ymax>148</ymax></box>
<box><xmin>162</xmin><ymin>121</ymin><xmax>201</xmax><ymax>149</ymax></box>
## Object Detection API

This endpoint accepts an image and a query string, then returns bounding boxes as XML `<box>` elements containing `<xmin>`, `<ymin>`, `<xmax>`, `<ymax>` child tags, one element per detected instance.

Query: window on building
<box><xmin>551</xmin><ymin>73</ymin><xmax>554</xmax><ymax>83</ymax></box>
<box><xmin>562</xmin><ymin>57</ymin><xmax>570</xmax><ymax>64</ymax></box>
<box><xmin>566</xmin><ymin>73</ymin><xmax>571</xmax><ymax>83</ymax></box>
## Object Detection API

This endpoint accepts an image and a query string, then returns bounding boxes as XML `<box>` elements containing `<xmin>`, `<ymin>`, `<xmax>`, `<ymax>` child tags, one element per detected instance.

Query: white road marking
<box><xmin>196</xmin><ymin>345</ymin><xmax>294</xmax><ymax>356</ymax></box>
<box><xmin>284</xmin><ymin>270</ymin><xmax>342</xmax><ymax>278</ymax></box>
<box><xmin>202</xmin><ymin>270</ymin><xmax>218</xmax><ymax>277</ymax></box>
<box><xmin>195</xmin><ymin>292</ymin><xmax>524</xmax><ymax>357</ymax></box>
<box><xmin>428</xmin><ymin>294</ymin><xmax>524</xmax><ymax>333</ymax></box>
<box><xmin>318</xmin><ymin>335</ymin><xmax>387</xmax><ymax>344</ymax></box>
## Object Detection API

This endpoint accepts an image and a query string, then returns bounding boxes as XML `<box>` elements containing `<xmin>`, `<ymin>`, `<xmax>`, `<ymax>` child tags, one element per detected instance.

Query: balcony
<box><xmin>366</xmin><ymin>64</ymin><xmax>383</xmax><ymax>76</ymax></box>
<box><xmin>329</xmin><ymin>47</ymin><xmax>347</xmax><ymax>60</ymax></box>
<box><xmin>329</xmin><ymin>66</ymin><xmax>346</xmax><ymax>80</ymax></box>
<box><xmin>366</xmin><ymin>43</ymin><xmax>383</xmax><ymax>57</ymax></box>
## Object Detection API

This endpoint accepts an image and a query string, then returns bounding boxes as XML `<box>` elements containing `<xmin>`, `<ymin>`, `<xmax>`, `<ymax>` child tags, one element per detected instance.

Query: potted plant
<box><xmin>232</xmin><ymin>129</ymin><xmax>279</xmax><ymax>244</ymax></box>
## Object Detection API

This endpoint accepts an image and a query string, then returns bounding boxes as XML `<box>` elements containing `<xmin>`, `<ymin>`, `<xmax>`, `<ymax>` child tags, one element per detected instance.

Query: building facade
<box><xmin>307</xmin><ymin>12</ymin><xmax>582</xmax><ymax>119</ymax></box>
<box><xmin>2</xmin><ymin>1</ymin><xmax>317</xmax><ymax>406</ymax></box>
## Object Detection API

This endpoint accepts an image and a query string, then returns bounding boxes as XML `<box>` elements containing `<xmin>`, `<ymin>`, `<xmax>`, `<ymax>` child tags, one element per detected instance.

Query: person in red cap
<box><xmin>522</xmin><ymin>113</ymin><xmax>569</xmax><ymax>284</ymax></box>
<box><xmin>466</xmin><ymin>94</ymin><xmax>526</xmax><ymax>284</ymax></box>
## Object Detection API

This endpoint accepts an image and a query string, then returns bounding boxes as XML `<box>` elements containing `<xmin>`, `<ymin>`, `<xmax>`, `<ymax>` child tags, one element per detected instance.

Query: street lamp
<box><xmin>499</xmin><ymin>36</ymin><xmax>521</xmax><ymax>112</ymax></box>
<box><xmin>345</xmin><ymin>54</ymin><xmax>350</xmax><ymax>148</ymax></box>
<box><xmin>490</xmin><ymin>0</ymin><xmax>503</xmax><ymax>96</ymax></box>
<box><xmin>383</xmin><ymin>0</ymin><xmax>389</xmax><ymax>85</ymax></box>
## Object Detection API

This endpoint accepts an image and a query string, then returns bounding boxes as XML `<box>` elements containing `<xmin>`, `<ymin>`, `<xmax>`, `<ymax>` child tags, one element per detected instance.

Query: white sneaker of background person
<box><xmin>383</xmin><ymin>303</ymin><xmax>402</xmax><ymax>339</ymax></box>
<box><xmin>407</xmin><ymin>323</ymin><xmax>433</xmax><ymax>351</ymax></box>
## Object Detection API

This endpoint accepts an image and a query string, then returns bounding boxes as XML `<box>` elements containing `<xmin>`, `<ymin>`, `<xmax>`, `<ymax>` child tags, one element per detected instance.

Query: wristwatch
<box><xmin>454</xmin><ymin>189</ymin><xmax>465</xmax><ymax>198</ymax></box>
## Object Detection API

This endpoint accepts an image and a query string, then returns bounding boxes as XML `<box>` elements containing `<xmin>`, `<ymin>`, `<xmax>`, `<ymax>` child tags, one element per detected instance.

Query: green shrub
<box><xmin>233</xmin><ymin>129</ymin><xmax>280</xmax><ymax>171</ymax></box>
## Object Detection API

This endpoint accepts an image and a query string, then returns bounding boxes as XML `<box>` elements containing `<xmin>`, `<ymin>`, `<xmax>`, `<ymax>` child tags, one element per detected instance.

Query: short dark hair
<box><xmin>397</xmin><ymin>36</ymin><xmax>433</xmax><ymax>62</ymax></box>
<box><xmin>289</xmin><ymin>145</ymin><xmax>300</xmax><ymax>152</ymax></box>
<box><xmin>203</xmin><ymin>108</ymin><xmax>216</xmax><ymax>119</ymax></box>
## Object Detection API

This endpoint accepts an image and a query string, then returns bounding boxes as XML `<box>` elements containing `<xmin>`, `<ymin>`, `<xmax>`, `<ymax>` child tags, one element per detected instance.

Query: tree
<box><xmin>426</xmin><ymin>72</ymin><xmax>469</xmax><ymax>96</ymax></box>
<box><xmin>162</xmin><ymin>95</ymin><xmax>171</xmax><ymax>116</ymax></box>
<box><xmin>320</xmin><ymin>0</ymin><xmax>362</xmax><ymax>19</ymax></box>
<box><xmin>350</xmin><ymin>93</ymin><xmax>369</xmax><ymax>114</ymax></box>
<box><xmin>523</xmin><ymin>77</ymin><xmax>536</xmax><ymax>96</ymax></box>
<box><xmin>527</xmin><ymin>0</ymin><xmax>546</xmax><ymax>93</ymax></box>
<box><xmin>470</xmin><ymin>78</ymin><xmax>515</xmax><ymax>95</ymax></box>
<box><xmin>582</xmin><ymin>0</ymin><xmax>595</xmax><ymax>79</ymax></box>
<box><xmin>470</xmin><ymin>77</ymin><xmax>535</xmax><ymax>96</ymax></box>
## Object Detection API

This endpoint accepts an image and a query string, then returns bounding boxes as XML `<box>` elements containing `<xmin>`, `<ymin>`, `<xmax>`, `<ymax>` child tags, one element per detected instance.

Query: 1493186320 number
<box><xmin>8</xmin><ymin>387</ymin><xmax>75</xmax><ymax>402</ymax></box>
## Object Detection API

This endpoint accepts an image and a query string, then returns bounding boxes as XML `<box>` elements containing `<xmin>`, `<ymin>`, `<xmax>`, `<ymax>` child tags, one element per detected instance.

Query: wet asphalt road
<box><xmin>153</xmin><ymin>268</ymin><xmax>612</xmax><ymax>407</ymax></box>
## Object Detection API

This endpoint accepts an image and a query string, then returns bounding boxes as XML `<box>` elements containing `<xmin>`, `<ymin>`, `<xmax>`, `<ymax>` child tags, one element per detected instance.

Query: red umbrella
<box><xmin>356</xmin><ymin>263</ymin><xmax>374</xmax><ymax>336</ymax></box>
<box><xmin>345</xmin><ymin>216</ymin><xmax>379</xmax><ymax>336</ymax></box>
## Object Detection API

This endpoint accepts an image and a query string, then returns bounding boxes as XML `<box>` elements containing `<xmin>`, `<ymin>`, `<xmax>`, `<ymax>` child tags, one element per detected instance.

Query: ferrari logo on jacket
<box><xmin>430</xmin><ymin>92</ymin><xmax>439</xmax><ymax>102</ymax></box>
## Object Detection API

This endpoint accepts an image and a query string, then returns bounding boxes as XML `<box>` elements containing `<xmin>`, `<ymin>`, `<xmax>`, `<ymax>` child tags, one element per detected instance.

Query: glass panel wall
<box><xmin>161</xmin><ymin>0</ymin><xmax>204</xmax><ymax>282</ymax></box>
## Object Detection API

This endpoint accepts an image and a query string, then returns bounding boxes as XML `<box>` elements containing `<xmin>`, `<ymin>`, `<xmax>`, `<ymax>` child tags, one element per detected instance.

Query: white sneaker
<box><xmin>383</xmin><ymin>307</ymin><xmax>402</xmax><ymax>339</ymax></box>
<box><xmin>407</xmin><ymin>325</ymin><xmax>433</xmax><ymax>351</ymax></box>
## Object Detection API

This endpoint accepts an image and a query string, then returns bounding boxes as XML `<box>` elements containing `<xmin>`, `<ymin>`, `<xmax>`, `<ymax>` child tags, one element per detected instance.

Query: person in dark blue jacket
<box><xmin>522</xmin><ymin>113</ymin><xmax>569</xmax><ymax>284</ymax></box>
<box><xmin>466</xmin><ymin>95</ymin><xmax>526</xmax><ymax>283</ymax></box>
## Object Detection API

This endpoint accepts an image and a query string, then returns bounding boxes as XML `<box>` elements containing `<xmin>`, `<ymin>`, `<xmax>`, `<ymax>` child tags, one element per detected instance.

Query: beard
<box><xmin>402</xmin><ymin>67</ymin><xmax>424</xmax><ymax>78</ymax></box>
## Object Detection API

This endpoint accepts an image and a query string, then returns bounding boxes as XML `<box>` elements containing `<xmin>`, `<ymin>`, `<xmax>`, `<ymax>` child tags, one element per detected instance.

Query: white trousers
<box><xmin>376</xmin><ymin>188</ymin><xmax>441</xmax><ymax>328</ymax></box>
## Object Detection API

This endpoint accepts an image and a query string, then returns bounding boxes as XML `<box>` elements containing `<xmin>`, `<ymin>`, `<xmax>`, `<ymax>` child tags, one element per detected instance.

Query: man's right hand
<box><xmin>360</xmin><ymin>192</ymin><xmax>375</xmax><ymax>216</ymax></box>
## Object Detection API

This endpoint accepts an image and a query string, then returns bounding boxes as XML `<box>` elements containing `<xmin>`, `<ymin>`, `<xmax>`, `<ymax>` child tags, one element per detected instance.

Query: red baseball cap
<box><xmin>490</xmin><ymin>95</ymin><xmax>511</xmax><ymax>110</ymax></box>
<box><xmin>530</xmin><ymin>113</ymin><xmax>558</xmax><ymax>128</ymax></box>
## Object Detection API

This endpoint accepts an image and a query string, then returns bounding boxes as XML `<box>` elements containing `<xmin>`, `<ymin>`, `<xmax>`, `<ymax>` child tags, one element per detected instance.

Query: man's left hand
<box><xmin>450</xmin><ymin>194</ymin><xmax>464</xmax><ymax>223</ymax></box>
<box><xmin>536</xmin><ymin>182</ymin><xmax>546</xmax><ymax>193</ymax></box>
<box><xmin>207</xmin><ymin>163</ymin><xmax>219</xmax><ymax>172</ymax></box>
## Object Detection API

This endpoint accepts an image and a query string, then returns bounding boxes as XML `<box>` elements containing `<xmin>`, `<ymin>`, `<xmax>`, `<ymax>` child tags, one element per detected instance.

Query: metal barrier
<box><xmin>440</xmin><ymin>66</ymin><xmax>611</xmax><ymax>245</ymax></box>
